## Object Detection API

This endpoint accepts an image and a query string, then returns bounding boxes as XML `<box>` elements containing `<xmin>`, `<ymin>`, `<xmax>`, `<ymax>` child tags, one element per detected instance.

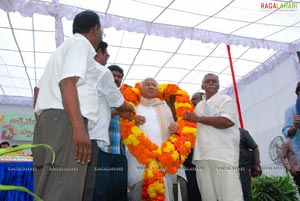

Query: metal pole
<box><xmin>226</xmin><ymin>44</ymin><xmax>244</xmax><ymax>128</ymax></box>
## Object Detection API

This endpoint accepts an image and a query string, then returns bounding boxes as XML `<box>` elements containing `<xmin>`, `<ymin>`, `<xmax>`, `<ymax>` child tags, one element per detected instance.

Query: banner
<box><xmin>0</xmin><ymin>113</ymin><xmax>35</xmax><ymax>141</ymax></box>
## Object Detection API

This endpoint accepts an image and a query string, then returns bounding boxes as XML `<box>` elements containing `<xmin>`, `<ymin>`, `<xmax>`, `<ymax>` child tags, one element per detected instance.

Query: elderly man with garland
<box><xmin>183</xmin><ymin>73</ymin><xmax>243</xmax><ymax>201</ymax></box>
<box><xmin>127</xmin><ymin>77</ymin><xmax>187</xmax><ymax>201</ymax></box>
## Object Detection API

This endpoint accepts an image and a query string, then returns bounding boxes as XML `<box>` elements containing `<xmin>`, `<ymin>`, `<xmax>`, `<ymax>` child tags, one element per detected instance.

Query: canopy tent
<box><xmin>1</xmin><ymin>0</ymin><xmax>299</xmax><ymax>100</ymax></box>
<box><xmin>0</xmin><ymin>0</ymin><xmax>300</xmax><ymax>174</ymax></box>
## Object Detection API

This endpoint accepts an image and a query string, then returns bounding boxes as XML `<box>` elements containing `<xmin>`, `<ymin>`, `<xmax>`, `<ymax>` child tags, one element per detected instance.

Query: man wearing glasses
<box><xmin>33</xmin><ymin>10</ymin><xmax>103</xmax><ymax>201</ymax></box>
<box><xmin>91</xmin><ymin>41</ymin><xmax>131</xmax><ymax>201</ymax></box>
<box><xmin>94</xmin><ymin>41</ymin><xmax>110</xmax><ymax>66</ymax></box>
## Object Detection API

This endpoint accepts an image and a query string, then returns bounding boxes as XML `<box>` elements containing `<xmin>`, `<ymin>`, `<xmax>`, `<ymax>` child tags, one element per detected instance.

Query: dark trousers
<box><xmin>183</xmin><ymin>150</ymin><xmax>202</xmax><ymax>201</ymax></box>
<box><xmin>93</xmin><ymin>149</ymin><xmax>128</xmax><ymax>201</ymax></box>
<box><xmin>32</xmin><ymin>109</ymin><xmax>88</xmax><ymax>201</ymax></box>
<box><xmin>82</xmin><ymin>140</ymin><xmax>99</xmax><ymax>201</ymax></box>
<box><xmin>173</xmin><ymin>176</ymin><xmax>188</xmax><ymax>201</ymax></box>
<box><xmin>239</xmin><ymin>165</ymin><xmax>252</xmax><ymax>201</ymax></box>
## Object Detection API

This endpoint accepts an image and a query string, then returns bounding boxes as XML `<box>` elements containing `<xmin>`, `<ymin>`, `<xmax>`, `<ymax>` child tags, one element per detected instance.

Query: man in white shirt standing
<box><xmin>183</xmin><ymin>73</ymin><xmax>243</xmax><ymax>201</ymax></box>
<box><xmin>92</xmin><ymin>63</ymin><xmax>129</xmax><ymax>200</ymax></box>
<box><xmin>33</xmin><ymin>10</ymin><xmax>104</xmax><ymax>201</ymax></box>
<box><xmin>81</xmin><ymin>41</ymin><xmax>133</xmax><ymax>201</ymax></box>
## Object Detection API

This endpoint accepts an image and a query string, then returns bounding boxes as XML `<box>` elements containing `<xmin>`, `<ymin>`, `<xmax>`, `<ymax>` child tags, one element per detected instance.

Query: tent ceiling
<box><xmin>0</xmin><ymin>0</ymin><xmax>299</xmax><ymax>99</ymax></box>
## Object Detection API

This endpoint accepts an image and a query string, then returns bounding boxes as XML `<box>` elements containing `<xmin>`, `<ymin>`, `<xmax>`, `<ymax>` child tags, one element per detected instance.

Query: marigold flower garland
<box><xmin>120</xmin><ymin>83</ymin><xmax>197</xmax><ymax>201</ymax></box>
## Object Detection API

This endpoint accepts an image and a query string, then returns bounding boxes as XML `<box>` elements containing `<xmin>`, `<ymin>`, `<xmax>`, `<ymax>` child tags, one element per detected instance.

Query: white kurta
<box><xmin>192</xmin><ymin>92</ymin><xmax>240</xmax><ymax>166</ymax></box>
<box><xmin>127</xmin><ymin>102</ymin><xmax>186</xmax><ymax>201</ymax></box>
<box><xmin>192</xmin><ymin>93</ymin><xmax>243</xmax><ymax>201</ymax></box>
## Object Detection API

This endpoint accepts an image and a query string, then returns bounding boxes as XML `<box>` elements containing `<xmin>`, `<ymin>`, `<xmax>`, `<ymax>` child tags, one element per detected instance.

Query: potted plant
<box><xmin>251</xmin><ymin>174</ymin><xmax>298</xmax><ymax>201</ymax></box>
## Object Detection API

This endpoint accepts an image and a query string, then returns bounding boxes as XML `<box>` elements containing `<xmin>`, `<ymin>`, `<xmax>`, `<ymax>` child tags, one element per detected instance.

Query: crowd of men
<box><xmin>8</xmin><ymin>9</ymin><xmax>298</xmax><ymax>201</ymax></box>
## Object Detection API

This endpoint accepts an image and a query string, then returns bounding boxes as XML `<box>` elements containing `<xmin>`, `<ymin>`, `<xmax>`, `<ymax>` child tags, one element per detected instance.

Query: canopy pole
<box><xmin>53</xmin><ymin>0</ymin><xmax>64</xmax><ymax>47</ymax></box>
<box><xmin>226</xmin><ymin>45</ymin><xmax>244</xmax><ymax>128</ymax></box>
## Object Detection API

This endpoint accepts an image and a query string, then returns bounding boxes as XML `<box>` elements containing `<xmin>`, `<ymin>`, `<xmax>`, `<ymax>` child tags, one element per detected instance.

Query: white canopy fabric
<box><xmin>0</xmin><ymin>0</ymin><xmax>299</xmax><ymax>103</ymax></box>
<box><xmin>1</xmin><ymin>0</ymin><xmax>300</xmax><ymax>175</ymax></box>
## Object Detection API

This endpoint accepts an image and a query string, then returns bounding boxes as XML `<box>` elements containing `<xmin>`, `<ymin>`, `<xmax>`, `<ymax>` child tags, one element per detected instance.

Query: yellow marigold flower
<box><xmin>174</xmin><ymin>102</ymin><xmax>193</xmax><ymax>109</ymax></box>
<box><xmin>158</xmin><ymin>84</ymin><xmax>167</xmax><ymax>93</ymax></box>
<box><xmin>175</xmin><ymin>89</ymin><xmax>188</xmax><ymax>96</ymax></box>
<box><xmin>147</xmin><ymin>170</ymin><xmax>154</xmax><ymax>177</ymax></box>
<box><xmin>181</xmin><ymin>155</ymin><xmax>186</xmax><ymax>162</ymax></box>
<box><xmin>131</xmin><ymin>126</ymin><xmax>143</xmax><ymax>135</ymax></box>
<box><xmin>182</xmin><ymin>127</ymin><xmax>197</xmax><ymax>135</ymax></box>
<box><xmin>169</xmin><ymin>135</ymin><xmax>177</xmax><ymax>143</ymax></box>
<box><xmin>128</xmin><ymin>101</ymin><xmax>135</xmax><ymax>107</ymax></box>
<box><xmin>154</xmin><ymin>148</ymin><xmax>162</xmax><ymax>155</ymax></box>
<box><xmin>171</xmin><ymin>151</ymin><xmax>179</xmax><ymax>161</ymax></box>
<box><xmin>148</xmin><ymin>182</ymin><xmax>165</xmax><ymax>198</ymax></box>
<box><xmin>124</xmin><ymin>134</ymin><xmax>140</xmax><ymax>145</ymax></box>
<box><xmin>132</xmin><ymin>87</ymin><xmax>139</xmax><ymax>94</ymax></box>
<box><xmin>164</xmin><ymin>142</ymin><xmax>175</xmax><ymax>152</ymax></box>
<box><xmin>184</xmin><ymin>141</ymin><xmax>191</xmax><ymax>148</ymax></box>
<box><xmin>149</xmin><ymin>159</ymin><xmax>159</xmax><ymax>168</ymax></box>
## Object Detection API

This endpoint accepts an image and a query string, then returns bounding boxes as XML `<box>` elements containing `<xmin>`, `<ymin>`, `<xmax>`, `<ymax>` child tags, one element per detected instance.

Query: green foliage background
<box><xmin>251</xmin><ymin>174</ymin><xmax>298</xmax><ymax>201</ymax></box>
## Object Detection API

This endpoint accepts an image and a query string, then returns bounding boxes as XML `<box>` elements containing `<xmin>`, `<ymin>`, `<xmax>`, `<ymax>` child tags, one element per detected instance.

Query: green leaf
<box><xmin>251</xmin><ymin>174</ymin><xmax>298</xmax><ymax>201</ymax></box>
<box><xmin>0</xmin><ymin>143</ymin><xmax>55</xmax><ymax>201</ymax></box>
<box><xmin>0</xmin><ymin>143</ymin><xmax>55</xmax><ymax>164</ymax></box>
<box><xmin>0</xmin><ymin>185</ymin><xmax>42</xmax><ymax>201</ymax></box>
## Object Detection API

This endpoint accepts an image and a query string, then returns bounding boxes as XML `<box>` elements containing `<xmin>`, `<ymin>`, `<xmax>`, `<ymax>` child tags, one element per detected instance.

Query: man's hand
<box><xmin>73</xmin><ymin>125</ymin><xmax>91</xmax><ymax>164</ymax></box>
<box><xmin>126</xmin><ymin>103</ymin><xmax>134</xmax><ymax>113</ymax></box>
<box><xmin>168</xmin><ymin>122</ymin><xmax>178</xmax><ymax>134</ymax></box>
<box><xmin>294</xmin><ymin>114</ymin><xmax>300</xmax><ymax>129</ymax></box>
<box><xmin>290</xmin><ymin>169</ymin><xmax>296</xmax><ymax>177</ymax></box>
<box><xmin>134</xmin><ymin>115</ymin><xmax>146</xmax><ymax>126</ymax></box>
<box><xmin>116</xmin><ymin>102</ymin><xmax>134</xmax><ymax>113</ymax></box>
<box><xmin>59</xmin><ymin>76</ymin><xmax>91</xmax><ymax>165</ymax></box>
<box><xmin>253</xmin><ymin>164</ymin><xmax>262</xmax><ymax>177</ymax></box>
<box><xmin>119</xmin><ymin>111</ymin><xmax>133</xmax><ymax>120</ymax></box>
<box><xmin>117</xmin><ymin>103</ymin><xmax>135</xmax><ymax>120</ymax></box>
<box><xmin>183</xmin><ymin>111</ymin><xmax>199</xmax><ymax>122</ymax></box>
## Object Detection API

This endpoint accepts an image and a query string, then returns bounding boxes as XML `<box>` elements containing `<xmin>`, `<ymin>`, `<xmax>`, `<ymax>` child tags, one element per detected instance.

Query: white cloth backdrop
<box><xmin>227</xmin><ymin>53</ymin><xmax>300</xmax><ymax>176</ymax></box>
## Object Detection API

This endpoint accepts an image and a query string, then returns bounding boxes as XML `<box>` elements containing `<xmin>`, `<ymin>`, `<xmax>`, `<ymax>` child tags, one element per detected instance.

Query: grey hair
<box><xmin>202</xmin><ymin>73</ymin><xmax>219</xmax><ymax>83</ymax></box>
<box><xmin>140</xmin><ymin>77</ymin><xmax>158</xmax><ymax>87</ymax></box>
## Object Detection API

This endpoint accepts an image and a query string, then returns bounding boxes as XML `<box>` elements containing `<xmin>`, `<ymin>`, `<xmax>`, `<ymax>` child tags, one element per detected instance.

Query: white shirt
<box><xmin>34</xmin><ymin>34</ymin><xmax>99</xmax><ymax>125</ymax></box>
<box><xmin>192</xmin><ymin>93</ymin><xmax>240</xmax><ymax>166</ymax></box>
<box><xmin>87</xmin><ymin>63</ymin><xmax>124</xmax><ymax>143</ymax></box>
